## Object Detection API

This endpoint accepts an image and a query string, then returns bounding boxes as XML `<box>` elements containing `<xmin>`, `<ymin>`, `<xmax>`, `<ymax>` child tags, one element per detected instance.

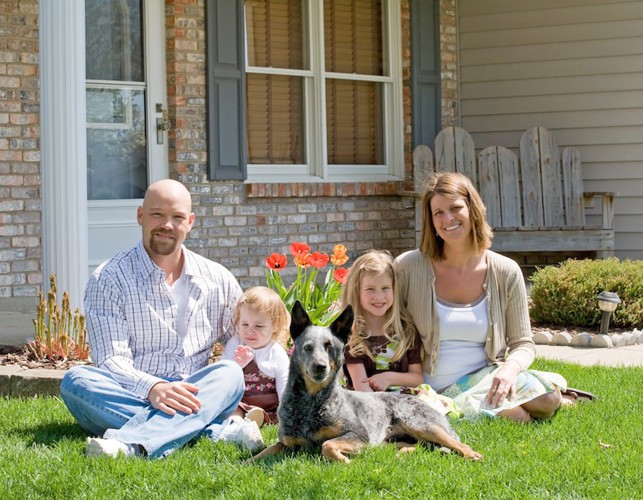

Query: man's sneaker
<box><xmin>219</xmin><ymin>416</ymin><xmax>264</xmax><ymax>453</ymax></box>
<box><xmin>245</xmin><ymin>406</ymin><xmax>266</xmax><ymax>428</ymax></box>
<box><xmin>85</xmin><ymin>437</ymin><xmax>140</xmax><ymax>458</ymax></box>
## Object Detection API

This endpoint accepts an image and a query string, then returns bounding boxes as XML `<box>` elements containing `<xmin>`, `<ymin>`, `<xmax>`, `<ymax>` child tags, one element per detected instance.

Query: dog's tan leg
<box><xmin>394</xmin><ymin>441</ymin><xmax>417</xmax><ymax>456</ymax></box>
<box><xmin>321</xmin><ymin>437</ymin><xmax>366</xmax><ymax>464</ymax></box>
<box><xmin>246</xmin><ymin>441</ymin><xmax>286</xmax><ymax>462</ymax></box>
<box><xmin>415</xmin><ymin>425</ymin><xmax>483</xmax><ymax>461</ymax></box>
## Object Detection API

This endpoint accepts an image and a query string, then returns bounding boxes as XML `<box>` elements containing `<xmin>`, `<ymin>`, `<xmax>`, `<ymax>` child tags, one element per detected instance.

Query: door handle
<box><xmin>155</xmin><ymin>103</ymin><xmax>170</xmax><ymax>144</ymax></box>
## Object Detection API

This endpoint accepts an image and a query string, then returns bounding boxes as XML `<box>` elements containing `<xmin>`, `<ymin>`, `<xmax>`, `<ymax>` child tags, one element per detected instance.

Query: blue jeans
<box><xmin>60</xmin><ymin>360</ymin><xmax>244</xmax><ymax>458</ymax></box>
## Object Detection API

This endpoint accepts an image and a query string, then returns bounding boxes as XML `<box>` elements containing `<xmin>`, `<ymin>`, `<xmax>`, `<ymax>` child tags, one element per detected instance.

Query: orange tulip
<box><xmin>333</xmin><ymin>267</ymin><xmax>350</xmax><ymax>285</ymax></box>
<box><xmin>330</xmin><ymin>244</ymin><xmax>349</xmax><ymax>266</ymax></box>
<box><xmin>308</xmin><ymin>252</ymin><xmax>330</xmax><ymax>269</ymax></box>
<box><xmin>265</xmin><ymin>253</ymin><xmax>287</xmax><ymax>271</ymax></box>
<box><xmin>289</xmin><ymin>242</ymin><xmax>311</xmax><ymax>259</ymax></box>
<box><xmin>293</xmin><ymin>253</ymin><xmax>311</xmax><ymax>268</ymax></box>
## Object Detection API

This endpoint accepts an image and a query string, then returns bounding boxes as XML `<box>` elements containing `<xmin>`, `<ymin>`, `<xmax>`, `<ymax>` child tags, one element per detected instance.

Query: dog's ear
<box><xmin>330</xmin><ymin>305</ymin><xmax>353</xmax><ymax>345</ymax></box>
<box><xmin>290</xmin><ymin>300</ymin><xmax>312</xmax><ymax>341</ymax></box>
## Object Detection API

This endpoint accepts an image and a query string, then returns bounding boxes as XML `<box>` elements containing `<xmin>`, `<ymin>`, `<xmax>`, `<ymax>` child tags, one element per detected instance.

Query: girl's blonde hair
<box><xmin>234</xmin><ymin>286</ymin><xmax>290</xmax><ymax>348</ymax></box>
<box><xmin>419</xmin><ymin>172</ymin><xmax>493</xmax><ymax>260</ymax></box>
<box><xmin>341</xmin><ymin>250</ymin><xmax>420</xmax><ymax>362</ymax></box>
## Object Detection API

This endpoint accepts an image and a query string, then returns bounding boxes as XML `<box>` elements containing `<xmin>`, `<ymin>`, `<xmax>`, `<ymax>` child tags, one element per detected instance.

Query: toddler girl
<box><xmin>222</xmin><ymin>286</ymin><xmax>290</xmax><ymax>427</ymax></box>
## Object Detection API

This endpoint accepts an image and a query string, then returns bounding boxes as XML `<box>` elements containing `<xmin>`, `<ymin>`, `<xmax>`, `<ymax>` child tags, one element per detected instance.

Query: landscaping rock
<box><xmin>533</xmin><ymin>331</ymin><xmax>553</xmax><ymax>345</ymax></box>
<box><xmin>620</xmin><ymin>332</ymin><xmax>635</xmax><ymax>346</ymax></box>
<box><xmin>631</xmin><ymin>329</ymin><xmax>642</xmax><ymax>345</ymax></box>
<box><xmin>552</xmin><ymin>332</ymin><xmax>573</xmax><ymax>346</ymax></box>
<box><xmin>609</xmin><ymin>334</ymin><xmax>626</xmax><ymax>348</ymax></box>
<box><xmin>570</xmin><ymin>333</ymin><xmax>592</xmax><ymax>347</ymax></box>
<box><xmin>590</xmin><ymin>334</ymin><xmax>613</xmax><ymax>348</ymax></box>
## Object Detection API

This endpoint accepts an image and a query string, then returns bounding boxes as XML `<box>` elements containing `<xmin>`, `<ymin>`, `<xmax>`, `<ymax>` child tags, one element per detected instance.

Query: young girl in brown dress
<box><xmin>222</xmin><ymin>286</ymin><xmax>290</xmax><ymax>427</ymax></box>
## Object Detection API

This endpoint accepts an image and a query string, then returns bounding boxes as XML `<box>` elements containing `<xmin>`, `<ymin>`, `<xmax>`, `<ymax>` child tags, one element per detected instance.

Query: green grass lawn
<box><xmin>1</xmin><ymin>359</ymin><xmax>641</xmax><ymax>499</ymax></box>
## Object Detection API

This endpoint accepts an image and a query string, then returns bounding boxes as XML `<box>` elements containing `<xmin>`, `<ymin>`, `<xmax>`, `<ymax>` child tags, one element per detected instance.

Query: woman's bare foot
<box><xmin>560</xmin><ymin>393</ymin><xmax>578</xmax><ymax>407</ymax></box>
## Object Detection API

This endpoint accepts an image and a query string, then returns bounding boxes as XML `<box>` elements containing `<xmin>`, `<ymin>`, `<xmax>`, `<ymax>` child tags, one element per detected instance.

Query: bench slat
<box><xmin>561</xmin><ymin>146</ymin><xmax>586</xmax><ymax>226</ymax></box>
<box><xmin>536</xmin><ymin>127</ymin><xmax>565</xmax><ymax>227</ymax></box>
<box><xmin>491</xmin><ymin>229</ymin><xmax>614</xmax><ymax>253</ymax></box>
<box><xmin>435</xmin><ymin>126</ymin><xmax>477</xmax><ymax>186</ymax></box>
<box><xmin>479</xmin><ymin>146</ymin><xmax>521</xmax><ymax>228</ymax></box>
<box><xmin>519</xmin><ymin>127</ymin><xmax>544</xmax><ymax>227</ymax></box>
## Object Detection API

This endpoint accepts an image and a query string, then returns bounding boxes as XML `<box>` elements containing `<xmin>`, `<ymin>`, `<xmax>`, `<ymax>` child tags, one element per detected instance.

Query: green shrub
<box><xmin>529</xmin><ymin>258</ymin><xmax>643</xmax><ymax>329</ymax></box>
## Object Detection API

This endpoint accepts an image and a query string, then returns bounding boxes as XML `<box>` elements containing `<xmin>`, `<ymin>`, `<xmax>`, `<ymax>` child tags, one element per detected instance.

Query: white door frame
<box><xmin>40</xmin><ymin>0</ymin><xmax>88</xmax><ymax>309</ymax></box>
<box><xmin>87</xmin><ymin>1</ymin><xmax>169</xmax><ymax>274</ymax></box>
<box><xmin>40</xmin><ymin>0</ymin><xmax>168</xmax><ymax>310</ymax></box>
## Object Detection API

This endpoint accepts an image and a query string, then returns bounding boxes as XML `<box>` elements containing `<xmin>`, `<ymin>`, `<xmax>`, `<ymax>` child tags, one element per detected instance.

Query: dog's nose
<box><xmin>312</xmin><ymin>362</ymin><xmax>327</xmax><ymax>375</ymax></box>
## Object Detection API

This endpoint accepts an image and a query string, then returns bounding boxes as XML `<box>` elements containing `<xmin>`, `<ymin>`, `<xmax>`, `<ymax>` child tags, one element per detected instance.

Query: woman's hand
<box><xmin>486</xmin><ymin>361</ymin><xmax>521</xmax><ymax>408</ymax></box>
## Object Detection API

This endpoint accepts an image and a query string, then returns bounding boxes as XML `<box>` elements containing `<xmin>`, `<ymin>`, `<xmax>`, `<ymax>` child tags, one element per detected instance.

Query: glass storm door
<box><xmin>85</xmin><ymin>0</ymin><xmax>168</xmax><ymax>272</ymax></box>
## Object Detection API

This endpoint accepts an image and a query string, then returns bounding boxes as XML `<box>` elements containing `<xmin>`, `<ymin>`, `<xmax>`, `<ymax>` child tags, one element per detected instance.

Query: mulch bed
<box><xmin>0</xmin><ymin>342</ymin><xmax>226</xmax><ymax>371</ymax></box>
<box><xmin>0</xmin><ymin>344</ymin><xmax>90</xmax><ymax>371</ymax></box>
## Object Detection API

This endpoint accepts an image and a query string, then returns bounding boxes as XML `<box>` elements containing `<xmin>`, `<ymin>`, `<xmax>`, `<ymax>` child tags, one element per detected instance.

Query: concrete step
<box><xmin>0</xmin><ymin>312</ymin><xmax>33</xmax><ymax>347</ymax></box>
<box><xmin>0</xmin><ymin>364</ymin><xmax>64</xmax><ymax>397</ymax></box>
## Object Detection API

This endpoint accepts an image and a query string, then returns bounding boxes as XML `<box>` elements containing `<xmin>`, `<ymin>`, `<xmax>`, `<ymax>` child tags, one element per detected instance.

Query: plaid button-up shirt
<box><xmin>84</xmin><ymin>241</ymin><xmax>242</xmax><ymax>398</ymax></box>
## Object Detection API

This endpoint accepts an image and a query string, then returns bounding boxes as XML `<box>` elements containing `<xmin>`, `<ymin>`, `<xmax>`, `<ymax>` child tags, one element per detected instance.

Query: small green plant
<box><xmin>27</xmin><ymin>274</ymin><xmax>90</xmax><ymax>361</ymax></box>
<box><xmin>529</xmin><ymin>258</ymin><xmax>643</xmax><ymax>329</ymax></box>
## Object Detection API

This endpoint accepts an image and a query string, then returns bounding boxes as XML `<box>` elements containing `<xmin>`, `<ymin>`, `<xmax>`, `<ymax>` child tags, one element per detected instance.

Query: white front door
<box><xmin>85</xmin><ymin>0</ymin><xmax>168</xmax><ymax>273</ymax></box>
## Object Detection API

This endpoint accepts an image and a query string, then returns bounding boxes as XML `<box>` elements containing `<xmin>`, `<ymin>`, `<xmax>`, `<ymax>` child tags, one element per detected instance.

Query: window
<box><xmin>244</xmin><ymin>0</ymin><xmax>403</xmax><ymax>183</ymax></box>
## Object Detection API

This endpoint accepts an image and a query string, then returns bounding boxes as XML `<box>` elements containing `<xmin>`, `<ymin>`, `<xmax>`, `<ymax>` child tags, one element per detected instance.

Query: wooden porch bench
<box><xmin>411</xmin><ymin>126</ymin><xmax>615</xmax><ymax>257</ymax></box>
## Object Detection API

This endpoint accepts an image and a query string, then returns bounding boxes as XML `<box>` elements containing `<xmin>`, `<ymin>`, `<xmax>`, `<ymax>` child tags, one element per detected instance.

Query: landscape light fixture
<box><xmin>596</xmin><ymin>291</ymin><xmax>621</xmax><ymax>335</ymax></box>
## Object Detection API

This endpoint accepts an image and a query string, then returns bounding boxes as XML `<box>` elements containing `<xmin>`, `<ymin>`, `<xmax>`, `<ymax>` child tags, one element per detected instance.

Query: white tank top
<box><xmin>423</xmin><ymin>296</ymin><xmax>489</xmax><ymax>391</ymax></box>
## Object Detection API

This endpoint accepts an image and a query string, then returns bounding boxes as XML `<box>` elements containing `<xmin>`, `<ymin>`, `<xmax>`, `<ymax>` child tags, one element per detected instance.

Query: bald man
<box><xmin>61</xmin><ymin>180</ymin><xmax>262</xmax><ymax>458</ymax></box>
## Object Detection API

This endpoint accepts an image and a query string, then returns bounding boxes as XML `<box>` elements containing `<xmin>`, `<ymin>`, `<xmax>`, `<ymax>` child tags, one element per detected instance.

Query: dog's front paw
<box><xmin>245</xmin><ymin>441</ymin><xmax>286</xmax><ymax>463</ymax></box>
<box><xmin>461</xmin><ymin>444</ymin><xmax>483</xmax><ymax>461</ymax></box>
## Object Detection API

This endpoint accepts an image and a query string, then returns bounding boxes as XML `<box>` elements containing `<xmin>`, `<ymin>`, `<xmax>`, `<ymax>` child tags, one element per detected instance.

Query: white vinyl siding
<box><xmin>458</xmin><ymin>0</ymin><xmax>643</xmax><ymax>259</ymax></box>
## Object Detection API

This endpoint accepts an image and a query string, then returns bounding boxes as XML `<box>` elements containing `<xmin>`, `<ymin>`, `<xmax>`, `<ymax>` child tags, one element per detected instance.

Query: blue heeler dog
<box><xmin>251</xmin><ymin>301</ymin><xmax>483</xmax><ymax>463</ymax></box>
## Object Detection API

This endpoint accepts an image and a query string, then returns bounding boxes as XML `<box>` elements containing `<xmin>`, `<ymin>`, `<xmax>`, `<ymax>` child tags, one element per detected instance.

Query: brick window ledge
<box><xmin>245</xmin><ymin>181</ymin><xmax>408</xmax><ymax>198</ymax></box>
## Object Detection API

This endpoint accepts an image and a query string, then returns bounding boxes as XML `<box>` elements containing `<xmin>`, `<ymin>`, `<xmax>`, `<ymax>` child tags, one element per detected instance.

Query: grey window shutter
<box><xmin>410</xmin><ymin>0</ymin><xmax>441</xmax><ymax>151</ymax></box>
<box><xmin>206</xmin><ymin>0</ymin><xmax>246</xmax><ymax>180</ymax></box>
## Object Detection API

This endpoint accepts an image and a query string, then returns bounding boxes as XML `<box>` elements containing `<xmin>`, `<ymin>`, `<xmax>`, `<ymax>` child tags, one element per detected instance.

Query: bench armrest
<box><xmin>583</xmin><ymin>192</ymin><xmax>615</xmax><ymax>229</ymax></box>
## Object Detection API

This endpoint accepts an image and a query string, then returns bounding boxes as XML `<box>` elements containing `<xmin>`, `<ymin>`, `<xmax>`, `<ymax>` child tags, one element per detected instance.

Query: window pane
<box><xmin>247</xmin><ymin>74</ymin><xmax>305</xmax><ymax>164</ymax></box>
<box><xmin>86</xmin><ymin>87</ymin><xmax>148</xmax><ymax>200</ymax></box>
<box><xmin>326</xmin><ymin>79</ymin><xmax>383</xmax><ymax>165</ymax></box>
<box><xmin>324</xmin><ymin>0</ymin><xmax>383</xmax><ymax>76</ymax></box>
<box><xmin>85</xmin><ymin>0</ymin><xmax>143</xmax><ymax>81</ymax></box>
<box><xmin>245</xmin><ymin>0</ymin><xmax>305</xmax><ymax>70</ymax></box>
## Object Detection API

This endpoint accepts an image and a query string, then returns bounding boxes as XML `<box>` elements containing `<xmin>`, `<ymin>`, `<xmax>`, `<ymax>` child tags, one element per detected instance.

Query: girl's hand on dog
<box><xmin>234</xmin><ymin>345</ymin><xmax>255</xmax><ymax>368</ymax></box>
<box><xmin>486</xmin><ymin>362</ymin><xmax>521</xmax><ymax>407</ymax></box>
<box><xmin>355</xmin><ymin>379</ymin><xmax>374</xmax><ymax>391</ymax></box>
<box><xmin>368</xmin><ymin>372</ymin><xmax>395</xmax><ymax>392</ymax></box>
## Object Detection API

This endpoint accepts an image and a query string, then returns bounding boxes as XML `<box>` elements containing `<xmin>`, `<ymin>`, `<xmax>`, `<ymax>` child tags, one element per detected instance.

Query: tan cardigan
<box><xmin>395</xmin><ymin>249</ymin><xmax>535</xmax><ymax>375</ymax></box>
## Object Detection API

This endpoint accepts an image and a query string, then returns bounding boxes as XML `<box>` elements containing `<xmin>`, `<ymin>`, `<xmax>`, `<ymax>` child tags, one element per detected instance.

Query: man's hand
<box><xmin>234</xmin><ymin>345</ymin><xmax>255</xmax><ymax>368</ymax></box>
<box><xmin>148</xmin><ymin>381</ymin><xmax>202</xmax><ymax>416</ymax></box>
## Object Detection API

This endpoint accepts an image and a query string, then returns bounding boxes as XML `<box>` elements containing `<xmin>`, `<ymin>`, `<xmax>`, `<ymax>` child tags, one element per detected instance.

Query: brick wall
<box><xmin>165</xmin><ymin>0</ymin><xmax>418</xmax><ymax>289</ymax></box>
<box><xmin>0</xmin><ymin>0</ymin><xmax>41</xmax><ymax>309</ymax></box>
<box><xmin>0</xmin><ymin>0</ymin><xmax>460</xmax><ymax>302</ymax></box>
